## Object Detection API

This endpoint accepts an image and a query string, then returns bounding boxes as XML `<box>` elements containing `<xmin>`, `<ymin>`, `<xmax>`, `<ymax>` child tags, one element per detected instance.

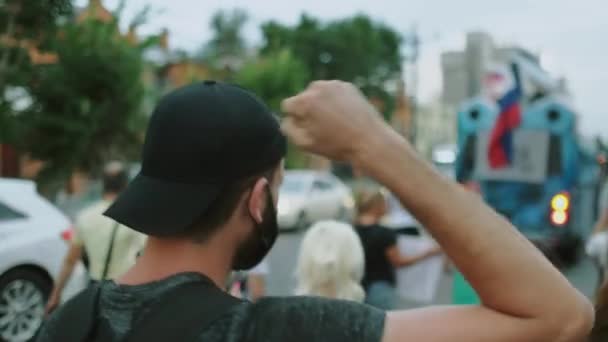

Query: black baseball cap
<box><xmin>104</xmin><ymin>81</ymin><xmax>287</xmax><ymax>236</ymax></box>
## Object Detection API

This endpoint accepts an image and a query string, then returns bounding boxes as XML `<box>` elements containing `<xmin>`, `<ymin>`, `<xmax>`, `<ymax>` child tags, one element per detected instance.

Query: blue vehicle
<box><xmin>455</xmin><ymin>94</ymin><xmax>601</xmax><ymax>266</ymax></box>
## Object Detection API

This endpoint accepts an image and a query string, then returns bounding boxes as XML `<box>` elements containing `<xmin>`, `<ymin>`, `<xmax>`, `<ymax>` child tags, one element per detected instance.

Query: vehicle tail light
<box><xmin>61</xmin><ymin>226</ymin><xmax>75</xmax><ymax>242</ymax></box>
<box><xmin>550</xmin><ymin>210</ymin><xmax>568</xmax><ymax>226</ymax></box>
<box><xmin>550</xmin><ymin>192</ymin><xmax>570</xmax><ymax>227</ymax></box>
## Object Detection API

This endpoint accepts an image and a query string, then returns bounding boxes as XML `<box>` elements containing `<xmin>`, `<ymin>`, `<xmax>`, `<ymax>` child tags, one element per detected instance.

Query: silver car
<box><xmin>277</xmin><ymin>171</ymin><xmax>355</xmax><ymax>230</ymax></box>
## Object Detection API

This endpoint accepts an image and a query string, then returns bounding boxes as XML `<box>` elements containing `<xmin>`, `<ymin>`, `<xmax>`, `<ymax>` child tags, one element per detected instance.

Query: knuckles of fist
<box><xmin>278</xmin><ymin>80</ymin><xmax>388</xmax><ymax>162</ymax></box>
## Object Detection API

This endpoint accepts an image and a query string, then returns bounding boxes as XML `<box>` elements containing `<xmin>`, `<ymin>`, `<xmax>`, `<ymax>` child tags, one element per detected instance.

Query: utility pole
<box><xmin>403</xmin><ymin>26</ymin><xmax>420</xmax><ymax>145</ymax></box>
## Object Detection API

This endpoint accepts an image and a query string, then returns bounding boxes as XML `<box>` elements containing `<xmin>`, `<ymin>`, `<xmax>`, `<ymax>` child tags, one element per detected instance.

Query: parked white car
<box><xmin>0</xmin><ymin>178</ymin><xmax>88</xmax><ymax>342</ymax></box>
<box><xmin>277</xmin><ymin>170</ymin><xmax>355</xmax><ymax>230</ymax></box>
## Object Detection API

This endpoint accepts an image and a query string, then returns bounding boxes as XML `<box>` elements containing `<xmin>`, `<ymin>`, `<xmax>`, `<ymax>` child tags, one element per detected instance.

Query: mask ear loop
<box><xmin>260</xmin><ymin>183</ymin><xmax>277</xmax><ymax>248</ymax></box>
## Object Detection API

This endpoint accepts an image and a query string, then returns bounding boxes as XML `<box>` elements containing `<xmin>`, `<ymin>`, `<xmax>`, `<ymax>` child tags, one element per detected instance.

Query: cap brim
<box><xmin>104</xmin><ymin>173</ymin><xmax>222</xmax><ymax>236</ymax></box>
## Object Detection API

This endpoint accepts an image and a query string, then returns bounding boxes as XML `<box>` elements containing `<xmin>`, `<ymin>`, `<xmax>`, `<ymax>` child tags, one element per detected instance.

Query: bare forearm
<box><xmin>387</xmin><ymin>245</ymin><xmax>436</xmax><ymax>268</ymax></box>
<box><xmin>53</xmin><ymin>261</ymin><xmax>76</xmax><ymax>296</ymax></box>
<box><xmin>52</xmin><ymin>245</ymin><xmax>81</xmax><ymax>296</ymax></box>
<box><xmin>357</xmin><ymin>129</ymin><xmax>589</xmax><ymax>320</ymax></box>
<box><xmin>396</xmin><ymin>253</ymin><xmax>433</xmax><ymax>268</ymax></box>
<box><xmin>593</xmin><ymin>210</ymin><xmax>608</xmax><ymax>234</ymax></box>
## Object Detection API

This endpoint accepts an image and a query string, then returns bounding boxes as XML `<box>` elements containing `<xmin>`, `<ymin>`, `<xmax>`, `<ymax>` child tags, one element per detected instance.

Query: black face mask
<box><xmin>232</xmin><ymin>185</ymin><xmax>279</xmax><ymax>270</ymax></box>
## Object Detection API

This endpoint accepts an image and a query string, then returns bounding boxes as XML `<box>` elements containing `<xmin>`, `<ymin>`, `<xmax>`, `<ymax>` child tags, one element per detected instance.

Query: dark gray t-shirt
<box><xmin>38</xmin><ymin>273</ymin><xmax>386</xmax><ymax>342</ymax></box>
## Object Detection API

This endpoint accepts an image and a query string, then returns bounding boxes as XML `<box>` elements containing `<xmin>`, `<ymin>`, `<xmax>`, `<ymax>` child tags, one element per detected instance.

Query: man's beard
<box><xmin>232</xmin><ymin>186</ymin><xmax>279</xmax><ymax>270</ymax></box>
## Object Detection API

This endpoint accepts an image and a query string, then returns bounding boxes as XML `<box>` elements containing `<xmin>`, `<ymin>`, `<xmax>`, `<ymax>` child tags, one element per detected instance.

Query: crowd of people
<box><xmin>47</xmin><ymin>165</ymin><xmax>438</xmax><ymax>312</ymax></box>
<box><xmin>37</xmin><ymin>80</ymin><xmax>599</xmax><ymax>341</ymax></box>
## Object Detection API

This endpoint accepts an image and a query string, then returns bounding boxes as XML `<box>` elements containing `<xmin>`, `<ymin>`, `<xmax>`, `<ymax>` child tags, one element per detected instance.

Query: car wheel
<box><xmin>0</xmin><ymin>269</ymin><xmax>51</xmax><ymax>342</ymax></box>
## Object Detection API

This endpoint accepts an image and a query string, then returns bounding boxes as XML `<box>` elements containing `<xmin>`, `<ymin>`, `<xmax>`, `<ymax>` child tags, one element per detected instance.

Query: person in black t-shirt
<box><xmin>355</xmin><ymin>189</ymin><xmax>440</xmax><ymax>309</ymax></box>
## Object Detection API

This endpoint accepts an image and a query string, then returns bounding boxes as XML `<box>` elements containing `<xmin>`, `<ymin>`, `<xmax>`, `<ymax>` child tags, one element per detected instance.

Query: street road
<box><xmin>263</xmin><ymin>229</ymin><xmax>600</xmax><ymax>308</ymax></box>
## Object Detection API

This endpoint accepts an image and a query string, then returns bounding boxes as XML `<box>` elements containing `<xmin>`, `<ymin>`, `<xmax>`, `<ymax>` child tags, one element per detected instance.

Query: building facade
<box><xmin>413</xmin><ymin>99</ymin><xmax>457</xmax><ymax>159</ymax></box>
<box><xmin>441</xmin><ymin>31</ymin><xmax>543</xmax><ymax>108</ymax></box>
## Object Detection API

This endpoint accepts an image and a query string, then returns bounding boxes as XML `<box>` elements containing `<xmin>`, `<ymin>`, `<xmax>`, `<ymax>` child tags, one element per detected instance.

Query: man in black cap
<box><xmin>38</xmin><ymin>81</ymin><xmax>592</xmax><ymax>342</ymax></box>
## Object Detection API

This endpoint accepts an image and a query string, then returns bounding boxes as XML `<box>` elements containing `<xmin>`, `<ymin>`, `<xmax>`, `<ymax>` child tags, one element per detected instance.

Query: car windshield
<box><xmin>280</xmin><ymin>175</ymin><xmax>308</xmax><ymax>194</ymax></box>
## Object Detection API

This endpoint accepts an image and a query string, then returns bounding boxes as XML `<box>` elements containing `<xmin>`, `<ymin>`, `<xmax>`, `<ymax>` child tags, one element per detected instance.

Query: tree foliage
<box><xmin>0</xmin><ymin>0</ymin><xmax>73</xmax><ymax>143</ymax></box>
<box><xmin>20</xmin><ymin>16</ymin><xmax>147</xmax><ymax>182</ymax></box>
<box><xmin>261</xmin><ymin>14</ymin><xmax>402</xmax><ymax>86</ymax></box>
<box><xmin>199</xmin><ymin>8</ymin><xmax>248</xmax><ymax>68</ymax></box>
<box><xmin>235</xmin><ymin>49</ymin><xmax>309</xmax><ymax>168</ymax></box>
<box><xmin>0</xmin><ymin>0</ymin><xmax>72</xmax><ymax>49</ymax></box>
<box><xmin>260</xmin><ymin>14</ymin><xmax>402</xmax><ymax>119</ymax></box>
<box><xmin>235</xmin><ymin>49</ymin><xmax>309</xmax><ymax>110</ymax></box>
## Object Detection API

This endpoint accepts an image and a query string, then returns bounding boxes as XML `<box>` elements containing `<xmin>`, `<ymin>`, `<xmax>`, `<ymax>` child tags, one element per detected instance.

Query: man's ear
<box><xmin>248</xmin><ymin>178</ymin><xmax>269</xmax><ymax>224</ymax></box>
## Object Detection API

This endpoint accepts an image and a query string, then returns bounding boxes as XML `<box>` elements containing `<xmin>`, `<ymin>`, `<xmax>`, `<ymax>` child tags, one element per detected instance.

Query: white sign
<box><xmin>475</xmin><ymin>130</ymin><xmax>550</xmax><ymax>183</ymax></box>
<box><xmin>395</xmin><ymin>236</ymin><xmax>443</xmax><ymax>304</ymax></box>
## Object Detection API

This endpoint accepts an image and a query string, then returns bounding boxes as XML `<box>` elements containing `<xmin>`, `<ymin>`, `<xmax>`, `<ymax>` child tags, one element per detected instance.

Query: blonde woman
<box><xmin>295</xmin><ymin>220</ymin><xmax>365</xmax><ymax>302</ymax></box>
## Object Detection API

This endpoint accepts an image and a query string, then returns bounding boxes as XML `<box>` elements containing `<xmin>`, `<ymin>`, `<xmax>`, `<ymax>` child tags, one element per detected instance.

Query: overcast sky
<box><xmin>79</xmin><ymin>0</ymin><xmax>607</xmax><ymax>138</ymax></box>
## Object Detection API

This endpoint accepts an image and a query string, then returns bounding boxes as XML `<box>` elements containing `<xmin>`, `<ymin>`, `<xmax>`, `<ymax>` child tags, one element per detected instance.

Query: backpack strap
<box><xmin>101</xmin><ymin>222</ymin><xmax>120</xmax><ymax>280</ymax></box>
<box><xmin>124</xmin><ymin>278</ymin><xmax>243</xmax><ymax>342</ymax></box>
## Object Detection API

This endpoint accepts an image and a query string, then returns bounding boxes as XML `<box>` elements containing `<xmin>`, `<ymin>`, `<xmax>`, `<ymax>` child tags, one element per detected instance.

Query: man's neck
<box><xmin>118</xmin><ymin>236</ymin><xmax>233</xmax><ymax>290</ymax></box>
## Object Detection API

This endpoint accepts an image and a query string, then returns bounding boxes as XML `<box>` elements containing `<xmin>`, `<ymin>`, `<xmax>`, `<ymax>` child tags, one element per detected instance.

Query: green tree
<box><xmin>261</xmin><ymin>14</ymin><xmax>402</xmax><ymax>82</ymax></box>
<box><xmin>20</xmin><ymin>16</ymin><xmax>148</xmax><ymax>183</ymax></box>
<box><xmin>0</xmin><ymin>0</ymin><xmax>73</xmax><ymax>143</ymax></box>
<box><xmin>236</xmin><ymin>49</ymin><xmax>308</xmax><ymax>110</ymax></box>
<box><xmin>199</xmin><ymin>8</ymin><xmax>248</xmax><ymax>70</ymax></box>
<box><xmin>235</xmin><ymin>50</ymin><xmax>309</xmax><ymax>168</ymax></box>
<box><xmin>260</xmin><ymin>14</ymin><xmax>402</xmax><ymax>118</ymax></box>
